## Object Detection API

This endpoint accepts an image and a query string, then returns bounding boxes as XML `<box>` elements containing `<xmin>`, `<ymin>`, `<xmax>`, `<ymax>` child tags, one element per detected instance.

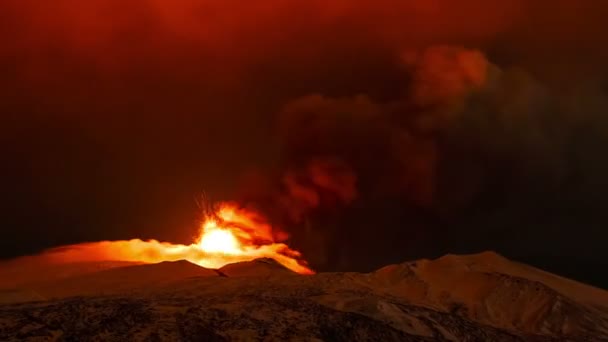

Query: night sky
<box><xmin>1</xmin><ymin>1</ymin><xmax>608</xmax><ymax>287</ymax></box>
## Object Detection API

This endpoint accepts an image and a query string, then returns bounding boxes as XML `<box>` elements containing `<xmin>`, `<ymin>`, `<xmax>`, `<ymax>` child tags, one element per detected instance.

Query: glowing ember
<box><xmin>41</xmin><ymin>202</ymin><xmax>314</xmax><ymax>274</ymax></box>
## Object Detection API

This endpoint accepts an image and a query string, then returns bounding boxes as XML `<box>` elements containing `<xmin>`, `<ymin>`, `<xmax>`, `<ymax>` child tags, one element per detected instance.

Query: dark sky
<box><xmin>1</xmin><ymin>1</ymin><xmax>608</xmax><ymax>287</ymax></box>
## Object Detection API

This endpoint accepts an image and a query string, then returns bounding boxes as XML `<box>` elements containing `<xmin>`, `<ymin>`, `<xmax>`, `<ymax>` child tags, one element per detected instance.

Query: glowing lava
<box><xmin>39</xmin><ymin>202</ymin><xmax>314</xmax><ymax>274</ymax></box>
<box><xmin>199</xmin><ymin>228</ymin><xmax>240</xmax><ymax>254</ymax></box>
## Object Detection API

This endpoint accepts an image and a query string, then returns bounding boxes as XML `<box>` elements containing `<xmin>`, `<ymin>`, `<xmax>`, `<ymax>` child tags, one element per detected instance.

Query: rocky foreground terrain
<box><xmin>0</xmin><ymin>252</ymin><xmax>607</xmax><ymax>341</ymax></box>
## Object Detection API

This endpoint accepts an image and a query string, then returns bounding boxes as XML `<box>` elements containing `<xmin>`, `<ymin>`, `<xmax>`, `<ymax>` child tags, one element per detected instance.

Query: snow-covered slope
<box><xmin>0</xmin><ymin>252</ymin><xmax>606</xmax><ymax>341</ymax></box>
<box><xmin>370</xmin><ymin>251</ymin><xmax>608</xmax><ymax>337</ymax></box>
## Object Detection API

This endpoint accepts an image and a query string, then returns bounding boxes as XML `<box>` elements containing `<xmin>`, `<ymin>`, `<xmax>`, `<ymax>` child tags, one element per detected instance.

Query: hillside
<box><xmin>0</xmin><ymin>252</ymin><xmax>607</xmax><ymax>341</ymax></box>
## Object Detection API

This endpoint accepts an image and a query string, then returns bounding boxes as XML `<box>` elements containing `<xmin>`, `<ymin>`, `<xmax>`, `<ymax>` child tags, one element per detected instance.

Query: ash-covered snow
<box><xmin>0</xmin><ymin>252</ymin><xmax>607</xmax><ymax>341</ymax></box>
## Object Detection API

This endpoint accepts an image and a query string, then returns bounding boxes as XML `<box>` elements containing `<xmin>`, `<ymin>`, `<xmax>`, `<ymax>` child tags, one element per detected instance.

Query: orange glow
<box><xmin>42</xmin><ymin>203</ymin><xmax>314</xmax><ymax>275</ymax></box>
<box><xmin>199</xmin><ymin>227</ymin><xmax>240</xmax><ymax>254</ymax></box>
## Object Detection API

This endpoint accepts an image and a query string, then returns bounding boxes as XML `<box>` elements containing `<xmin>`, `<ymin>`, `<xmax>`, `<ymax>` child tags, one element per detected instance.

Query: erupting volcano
<box><xmin>3</xmin><ymin>0</ymin><xmax>608</xmax><ymax>340</ymax></box>
<box><xmin>39</xmin><ymin>202</ymin><xmax>314</xmax><ymax>275</ymax></box>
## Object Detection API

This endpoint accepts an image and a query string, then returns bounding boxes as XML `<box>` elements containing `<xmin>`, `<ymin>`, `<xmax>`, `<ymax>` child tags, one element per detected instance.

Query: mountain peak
<box><xmin>218</xmin><ymin>257</ymin><xmax>295</xmax><ymax>277</ymax></box>
<box><xmin>438</xmin><ymin>250</ymin><xmax>508</xmax><ymax>263</ymax></box>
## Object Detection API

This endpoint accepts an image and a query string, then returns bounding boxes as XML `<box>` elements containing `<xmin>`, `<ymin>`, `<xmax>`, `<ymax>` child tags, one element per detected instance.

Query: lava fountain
<box><xmin>39</xmin><ymin>203</ymin><xmax>314</xmax><ymax>274</ymax></box>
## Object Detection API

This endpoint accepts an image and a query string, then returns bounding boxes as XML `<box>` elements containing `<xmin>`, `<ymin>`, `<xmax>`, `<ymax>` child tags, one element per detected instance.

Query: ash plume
<box><xmin>263</xmin><ymin>44</ymin><xmax>608</xmax><ymax>270</ymax></box>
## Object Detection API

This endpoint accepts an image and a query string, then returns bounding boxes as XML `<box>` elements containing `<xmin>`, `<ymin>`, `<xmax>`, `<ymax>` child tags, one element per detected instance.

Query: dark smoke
<box><xmin>1</xmin><ymin>1</ymin><xmax>608</xmax><ymax>285</ymax></box>
<box><xmin>254</xmin><ymin>44</ymin><xmax>608</xmax><ymax>274</ymax></box>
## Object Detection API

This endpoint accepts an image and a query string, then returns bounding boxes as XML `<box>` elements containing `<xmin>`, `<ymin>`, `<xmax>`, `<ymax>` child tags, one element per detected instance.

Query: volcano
<box><xmin>0</xmin><ymin>252</ymin><xmax>606</xmax><ymax>341</ymax></box>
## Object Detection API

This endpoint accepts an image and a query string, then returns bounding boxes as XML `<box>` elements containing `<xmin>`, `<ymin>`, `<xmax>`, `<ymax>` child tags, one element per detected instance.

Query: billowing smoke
<box><xmin>276</xmin><ymin>47</ymin><xmax>492</xmax><ymax>206</ymax></box>
<box><xmin>1</xmin><ymin>1</ymin><xmax>608</xmax><ymax>285</ymax></box>
<box><xmin>257</xmin><ymin>44</ymin><xmax>608</xmax><ymax>271</ymax></box>
<box><xmin>212</xmin><ymin>40</ymin><xmax>608</xmax><ymax>277</ymax></box>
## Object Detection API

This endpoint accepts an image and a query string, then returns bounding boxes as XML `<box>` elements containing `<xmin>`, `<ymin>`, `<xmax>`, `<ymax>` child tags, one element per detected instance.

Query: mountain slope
<box><xmin>370</xmin><ymin>251</ymin><xmax>608</xmax><ymax>337</ymax></box>
<box><xmin>0</xmin><ymin>252</ymin><xmax>606</xmax><ymax>341</ymax></box>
